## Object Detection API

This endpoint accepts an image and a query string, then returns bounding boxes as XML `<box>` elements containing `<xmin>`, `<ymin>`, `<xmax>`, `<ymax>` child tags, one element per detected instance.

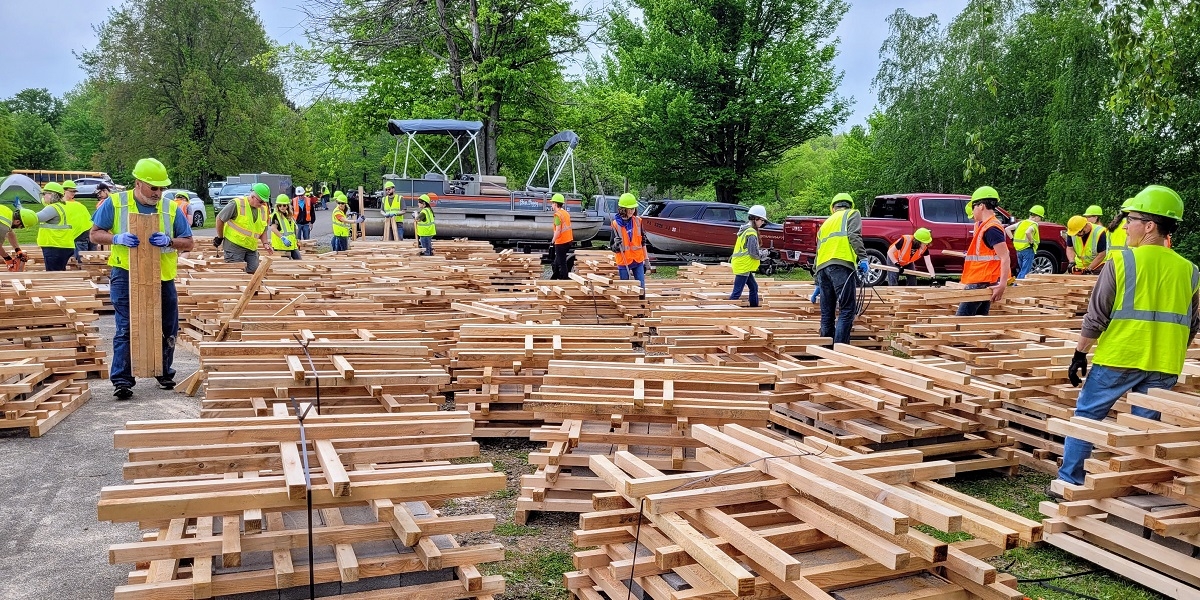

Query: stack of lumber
<box><xmin>514</xmin><ymin>359</ymin><xmax>775</xmax><ymax>523</ymax></box>
<box><xmin>766</xmin><ymin>344</ymin><xmax>1019</xmax><ymax>475</ymax></box>
<box><xmin>567</xmin><ymin>423</ymin><xmax>1040</xmax><ymax>600</ymax></box>
<box><xmin>1038</xmin><ymin>391</ymin><xmax>1200</xmax><ymax>598</ymax></box>
<box><xmin>0</xmin><ymin>272</ymin><xmax>106</xmax><ymax>436</ymax></box>
<box><xmin>533</xmin><ymin>273</ymin><xmax>650</xmax><ymax>326</ymax></box>
<box><xmin>193</xmin><ymin>339</ymin><xmax>450</xmax><ymax>417</ymax></box>
<box><xmin>572</xmin><ymin>249</ymin><xmax>619</xmax><ymax>279</ymax></box>
<box><xmin>98</xmin><ymin>411</ymin><xmax>507</xmax><ymax>599</ymax></box>
<box><xmin>647</xmin><ymin>310</ymin><xmax>834</xmax><ymax>356</ymax></box>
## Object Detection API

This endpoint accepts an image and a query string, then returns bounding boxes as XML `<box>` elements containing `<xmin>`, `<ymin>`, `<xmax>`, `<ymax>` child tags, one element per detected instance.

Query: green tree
<box><xmin>0</xmin><ymin>108</ymin><xmax>17</xmax><ymax>174</ymax></box>
<box><xmin>58</xmin><ymin>82</ymin><xmax>107</xmax><ymax>170</ymax></box>
<box><xmin>604</xmin><ymin>0</ymin><xmax>850</xmax><ymax>204</ymax></box>
<box><xmin>11</xmin><ymin>112</ymin><xmax>65</xmax><ymax>169</ymax></box>
<box><xmin>3</xmin><ymin>88</ymin><xmax>64</xmax><ymax>127</ymax></box>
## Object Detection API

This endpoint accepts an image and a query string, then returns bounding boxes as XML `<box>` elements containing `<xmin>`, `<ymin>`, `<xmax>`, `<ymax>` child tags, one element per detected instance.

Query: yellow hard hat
<box><xmin>132</xmin><ymin>158</ymin><xmax>171</xmax><ymax>187</ymax></box>
<box><xmin>550</xmin><ymin>193</ymin><xmax>565</xmax><ymax>204</ymax></box>
<box><xmin>913</xmin><ymin>228</ymin><xmax>932</xmax><ymax>244</ymax></box>
<box><xmin>1066</xmin><ymin>215</ymin><xmax>1088</xmax><ymax>236</ymax></box>
<box><xmin>1083</xmin><ymin>205</ymin><xmax>1103</xmax><ymax>217</ymax></box>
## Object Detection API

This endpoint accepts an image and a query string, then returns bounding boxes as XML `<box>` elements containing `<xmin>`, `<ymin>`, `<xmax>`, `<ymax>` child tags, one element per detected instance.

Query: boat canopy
<box><xmin>386</xmin><ymin>119</ymin><xmax>483</xmax><ymax>136</ymax></box>
<box><xmin>543</xmin><ymin>130</ymin><xmax>579</xmax><ymax>152</ymax></box>
<box><xmin>526</xmin><ymin>130</ymin><xmax>579</xmax><ymax>194</ymax></box>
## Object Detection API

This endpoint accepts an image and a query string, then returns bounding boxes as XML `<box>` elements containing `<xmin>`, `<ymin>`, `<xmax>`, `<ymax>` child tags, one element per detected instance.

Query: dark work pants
<box><xmin>816</xmin><ymin>264</ymin><xmax>856</xmax><ymax>345</ymax></box>
<box><xmin>551</xmin><ymin>243</ymin><xmax>571</xmax><ymax>279</ymax></box>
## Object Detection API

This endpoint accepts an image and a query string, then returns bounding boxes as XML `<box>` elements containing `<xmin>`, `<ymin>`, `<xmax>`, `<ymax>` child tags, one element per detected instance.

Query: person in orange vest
<box><xmin>886</xmin><ymin>228</ymin><xmax>935</xmax><ymax>286</ymax></box>
<box><xmin>172</xmin><ymin>192</ymin><xmax>190</xmax><ymax>220</ymax></box>
<box><xmin>549</xmin><ymin>193</ymin><xmax>574</xmax><ymax>279</ymax></box>
<box><xmin>610</xmin><ymin>193</ymin><xmax>648</xmax><ymax>288</ymax></box>
<box><xmin>957</xmin><ymin>186</ymin><xmax>1012</xmax><ymax>316</ymax></box>
<box><xmin>292</xmin><ymin>186</ymin><xmax>316</xmax><ymax>240</ymax></box>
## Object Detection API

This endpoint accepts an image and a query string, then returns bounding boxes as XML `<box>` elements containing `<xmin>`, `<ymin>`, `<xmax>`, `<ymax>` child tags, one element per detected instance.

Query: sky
<box><xmin>0</xmin><ymin>0</ymin><xmax>969</xmax><ymax>130</ymax></box>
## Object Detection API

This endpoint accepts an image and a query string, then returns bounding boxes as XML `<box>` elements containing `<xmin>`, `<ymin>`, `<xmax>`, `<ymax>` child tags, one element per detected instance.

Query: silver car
<box><xmin>163</xmin><ymin>189</ymin><xmax>207</xmax><ymax>228</ymax></box>
<box><xmin>72</xmin><ymin>176</ymin><xmax>119</xmax><ymax>197</ymax></box>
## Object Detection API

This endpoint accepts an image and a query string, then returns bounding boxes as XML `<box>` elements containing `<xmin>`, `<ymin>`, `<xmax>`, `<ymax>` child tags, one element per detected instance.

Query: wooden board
<box><xmin>128</xmin><ymin>213</ymin><xmax>163</xmax><ymax>378</ymax></box>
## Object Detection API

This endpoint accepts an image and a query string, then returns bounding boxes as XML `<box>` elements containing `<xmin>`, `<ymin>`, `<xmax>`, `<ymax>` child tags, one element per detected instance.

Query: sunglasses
<box><xmin>146</xmin><ymin>185</ymin><xmax>165</xmax><ymax>192</ymax></box>
<box><xmin>1125</xmin><ymin>215</ymin><xmax>1153</xmax><ymax>224</ymax></box>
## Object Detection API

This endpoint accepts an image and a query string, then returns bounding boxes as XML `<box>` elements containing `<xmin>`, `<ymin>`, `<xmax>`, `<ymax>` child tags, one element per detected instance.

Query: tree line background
<box><xmin>0</xmin><ymin>0</ymin><xmax>1195</xmax><ymax>257</ymax></box>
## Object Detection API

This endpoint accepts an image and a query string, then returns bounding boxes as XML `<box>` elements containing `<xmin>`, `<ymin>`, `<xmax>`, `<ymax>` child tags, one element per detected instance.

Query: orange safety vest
<box><xmin>887</xmin><ymin>235</ymin><xmax>927</xmax><ymax>266</ymax></box>
<box><xmin>553</xmin><ymin>206</ymin><xmax>574</xmax><ymax>244</ymax></box>
<box><xmin>292</xmin><ymin>195</ymin><xmax>314</xmax><ymax>223</ymax></box>
<box><xmin>961</xmin><ymin>216</ymin><xmax>1004</xmax><ymax>285</ymax></box>
<box><xmin>173</xmin><ymin>198</ymin><xmax>189</xmax><ymax>217</ymax></box>
<box><xmin>612</xmin><ymin>216</ymin><xmax>646</xmax><ymax>266</ymax></box>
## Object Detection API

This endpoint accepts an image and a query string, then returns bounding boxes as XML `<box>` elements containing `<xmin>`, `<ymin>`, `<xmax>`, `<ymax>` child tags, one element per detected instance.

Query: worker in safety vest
<box><xmin>35</xmin><ymin>182</ymin><xmax>82</xmax><ymax>271</ymax></box>
<box><xmin>213</xmin><ymin>182</ymin><xmax>274</xmax><ymax>273</ymax></box>
<box><xmin>886</xmin><ymin>228</ymin><xmax>935</xmax><ymax>286</ymax></box>
<box><xmin>1104</xmin><ymin>198</ymin><xmax>1134</xmax><ymax>261</ymax></box>
<box><xmin>1065</xmin><ymin>215</ymin><xmax>1107</xmax><ymax>274</ymax></box>
<box><xmin>62</xmin><ymin>179</ymin><xmax>95</xmax><ymax>266</ymax></box>
<box><xmin>379</xmin><ymin>181</ymin><xmax>404</xmax><ymax>242</ymax></box>
<box><xmin>292</xmin><ymin>186</ymin><xmax>316</xmax><ymax>240</ymax></box>
<box><xmin>550</xmin><ymin>193</ymin><xmax>574</xmax><ymax>279</ymax></box>
<box><xmin>270</xmin><ymin>194</ymin><xmax>301</xmax><ymax>259</ymax></box>
<box><xmin>610</xmin><ymin>193</ymin><xmax>648</xmax><ymax>288</ymax></box>
<box><xmin>415</xmin><ymin>194</ymin><xmax>436</xmax><ymax>256</ymax></box>
<box><xmin>172</xmin><ymin>192</ymin><xmax>189</xmax><ymax>221</ymax></box>
<box><xmin>729</xmin><ymin>205</ymin><xmax>772</xmax><ymax>307</ymax></box>
<box><xmin>331</xmin><ymin>192</ymin><xmax>353</xmax><ymax>251</ymax></box>
<box><xmin>815</xmin><ymin>193</ymin><xmax>868</xmax><ymax>345</ymax></box>
<box><xmin>1083</xmin><ymin>204</ymin><xmax>1103</xmax><ymax>225</ymax></box>
<box><xmin>1052</xmin><ymin>185</ymin><xmax>1199</xmax><ymax>492</ymax></box>
<box><xmin>1005</xmin><ymin>205</ymin><xmax>1044</xmax><ymax>279</ymax></box>
<box><xmin>957</xmin><ymin>186</ymin><xmax>1012</xmax><ymax>316</ymax></box>
<box><xmin>88</xmin><ymin>158</ymin><xmax>195</xmax><ymax>399</ymax></box>
<box><xmin>1</xmin><ymin>208</ymin><xmax>36</xmax><ymax>271</ymax></box>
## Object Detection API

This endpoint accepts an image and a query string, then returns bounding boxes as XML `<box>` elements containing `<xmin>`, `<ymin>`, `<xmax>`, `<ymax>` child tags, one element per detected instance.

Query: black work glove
<box><xmin>1068</xmin><ymin>350</ymin><xmax>1088</xmax><ymax>387</ymax></box>
<box><xmin>897</xmin><ymin>266</ymin><xmax>906</xmax><ymax>275</ymax></box>
<box><xmin>212</xmin><ymin>236</ymin><xmax>224</xmax><ymax>248</ymax></box>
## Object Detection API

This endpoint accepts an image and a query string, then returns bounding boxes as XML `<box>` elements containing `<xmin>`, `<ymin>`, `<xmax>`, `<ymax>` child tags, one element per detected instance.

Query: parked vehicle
<box><xmin>780</xmin><ymin>193</ymin><xmax>1068</xmax><ymax>286</ymax></box>
<box><xmin>641</xmin><ymin>200</ymin><xmax>786</xmax><ymax>258</ymax></box>
<box><xmin>163</xmin><ymin>189</ymin><xmax>206</xmax><ymax>228</ymax></box>
<box><xmin>593</xmin><ymin>194</ymin><xmax>647</xmax><ymax>242</ymax></box>
<box><xmin>207</xmin><ymin>180</ymin><xmax>225</xmax><ymax>202</ymax></box>
<box><xmin>216</xmin><ymin>173</ymin><xmax>293</xmax><ymax>210</ymax></box>
<box><xmin>71</xmin><ymin>176</ymin><xmax>119</xmax><ymax>197</ymax></box>
<box><xmin>213</xmin><ymin>183</ymin><xmax>252</xmax><ymax>211</ymax></box>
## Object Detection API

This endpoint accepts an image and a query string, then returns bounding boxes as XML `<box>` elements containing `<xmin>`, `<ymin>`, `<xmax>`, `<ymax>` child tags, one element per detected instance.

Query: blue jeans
<box><xmin>956</xmin><ymin>282</ymin><xmax>993</xmax><ymax>316</ymax></box>
<box><xmin>74</xmin><ymin>236</ymin><xmax>92</xmax><ymax>265</ymax></box>
<box><xmin>1016</xmin><ymin>248</ymin><xmax>1034</xmax><ymax>279</ymax></box>
<box><xmin>617</xmin><ymin>262</ymin><xmax>646</xmax><ymax>288</ymax></box>
<box><xmin>816</xmin><ymin>264</ymin><xmax>856</xmax><ymax>344</ymax></box>
<box><xmin>1058</xmin><ymin>365</ymin><xmax>1173</xmax><ymax>484</ymax></box>
<box><xmin>331</xmin><ymin>236</ymin><xmax>349</xmax><ymax>252</ymax></box>
<box><xmin>729</xmin><ymin>273</ymin><xmax>759</xmax><ymax>307</ymax></box>
<box><xmin>42</xmin><ymin>247</ymin><xmax>74</xmax><ymax>271</ymax></box>
<box><xmin>296</xmin><ymin>223</ymin><xmax>311</xmax><ymax>240</ymax></box>
<box><xmin>419</xmin><ymin>236</ymin><xmax>433</xmax><ymax>256</ymax></box>
<box><xmin>110</xmin><ymin>268</ymin><xmax>178</xmax><ymax>388</ymax></box>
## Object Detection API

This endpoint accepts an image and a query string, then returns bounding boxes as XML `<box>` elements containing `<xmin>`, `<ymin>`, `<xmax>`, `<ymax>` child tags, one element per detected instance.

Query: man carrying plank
<box><xmin>1054</xmin><ymin>185</ymin><xmax>1199</xmax><ymax>489</ymax></box>
<box><xmin>90</xmin><ymin>158</ymin><xmax>194</xmax><ymax>399</ymax></box>
<box><xmin>885</xmin><ymin>228</ymin><xmax>935</xmax><ymax>286</ymax></box>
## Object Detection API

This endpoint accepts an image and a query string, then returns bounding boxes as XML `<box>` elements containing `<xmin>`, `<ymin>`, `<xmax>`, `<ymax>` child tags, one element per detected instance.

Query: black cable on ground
<box><xmin>293</xmin><ymin>334</ymin><xmax>322</xmax><ymax>415</ymax></box>
<box><xmin>999</xmin><ymin>558</ymin><xmax>1104</xmax><ymax>600</ymax></box>
<box><xmin>288</xmin><ymin>396</ymin><xmax>317</xmax><ymax>600</ymax></box>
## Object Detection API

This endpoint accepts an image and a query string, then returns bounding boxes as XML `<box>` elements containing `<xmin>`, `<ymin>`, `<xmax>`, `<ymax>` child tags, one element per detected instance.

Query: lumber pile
<box><xmin>648</xmin><ymin>310</ymin><xmax>834</xmax><ymax>356</ymax></box>
<box><xmin>0</xmin><ymin>272</ymin><xmax>106</xmax><ymax>436</ymax></box>
<box><xmin>514</xmin><ymin>359</ymin><xmax>775</xmax><ymax>523</ymax></box>
<box><xmin>99</xmin><ymin>410</ymin><xmax>507</xmax><ymax>599</ymax></box>
<box><xmin>572</xmin><ymin>249</ymin><xmax>620</xmax><ymax>279</ymax></box>
<box><xmin>567</xmin><ymin>423</ymin><xmax>1040</xmax><ymax>600</ymax></box>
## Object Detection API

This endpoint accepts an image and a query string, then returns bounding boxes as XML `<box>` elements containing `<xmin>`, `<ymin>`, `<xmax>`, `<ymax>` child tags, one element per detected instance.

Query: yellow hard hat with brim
<box><xmin>1066</xmin><ymin>215</ymin><xmax>1088</xmax><ymax>236</ymax></box>
<box><xmin>913</xmin><ymin>228</ymin><xmax>932</xmax><ymax>244</ymax></box>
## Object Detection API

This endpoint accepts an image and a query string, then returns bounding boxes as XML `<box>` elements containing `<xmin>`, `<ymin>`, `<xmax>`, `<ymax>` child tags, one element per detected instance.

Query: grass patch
<box><xmin>493</xmin><ymin>522</ymin><xmax>537</xmax><ymax>536</ymax></box>
<box><xmin>766</xmin><ymin>267</ymin><xmax>812</xmax><ymax>280</ymax></box>
<box><xmin>488</xmin><ymin>487</ymin><xmax>518</xmax><ymax>500</ymax></box>
<box><xmin>484</xmin><ymin>548</ymin><xmax>575</xmax><ymax>600</ymax></box>
<box><xmin>649</xmin><ymin>265</ymin><xmax>677</xmax><ymax>279</ymax></box>
<box><xmin>942</xmin><ymin>467</ymin><xmax>1051</xmax><ymax>522</ymax></box>
<box><xmin>1001</xmin><ymin>544</ymin><xmax>1167</xmax><ymax>600</ymax></box>
<box><xmin>913</xmin><ymin>524</ymin><xmax>973</xmax><ymax>543</ymax></box>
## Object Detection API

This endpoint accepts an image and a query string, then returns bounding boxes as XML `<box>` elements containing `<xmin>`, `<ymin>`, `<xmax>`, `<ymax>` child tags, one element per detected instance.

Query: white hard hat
<box><xmin>296</xmin><ymin>186</ymin><xmax>305</xmax><ymax>195</ymax></box>
<box><xmin>748</xmin><ymin>205</ymin><xmax>768</xmax><ymax>219</ymax></box>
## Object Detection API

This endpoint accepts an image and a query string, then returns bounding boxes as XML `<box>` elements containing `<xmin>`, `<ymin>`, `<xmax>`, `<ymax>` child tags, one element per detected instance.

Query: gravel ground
<box><xmin>0</xmin><ymin>314</ymin><xmax>200</xmax><ymax>600</ymax></box>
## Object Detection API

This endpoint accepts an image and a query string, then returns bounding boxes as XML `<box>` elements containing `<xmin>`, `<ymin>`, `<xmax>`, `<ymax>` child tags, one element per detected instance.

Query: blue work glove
<box><xmin>357</xmin><ymin>215</ymin><xmax>366</xmax><ymax>223</ymax></box>
<box><xmin>112</xmin><ymin>233</ymin><xmax>139</xmax><ymax>247</ymax></box>
<box><xmin>809</xmin><ymin>287</ymin><xmax>821</xmax><ymax>303</ymax></box>
<box><xmin>149</xmin><ymin>232</ymin><xmax>171</xmax><ymax>248</ymax></box>
<box><xmin>858</xmin><ymin>259</ymin><xmax>870</xmax><ymax>275</ymax></box>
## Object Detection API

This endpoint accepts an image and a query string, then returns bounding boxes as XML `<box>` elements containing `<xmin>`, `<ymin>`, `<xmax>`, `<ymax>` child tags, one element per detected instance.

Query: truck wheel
<box><xmin>862</xmin><ymin>248</ymin><xmax>887</xmax><ymax>287</ymax></box>
<box><xmin>1032</xmin><ymin>250</ymin><xmax>1058</xmax><ymax>275</ymax></box>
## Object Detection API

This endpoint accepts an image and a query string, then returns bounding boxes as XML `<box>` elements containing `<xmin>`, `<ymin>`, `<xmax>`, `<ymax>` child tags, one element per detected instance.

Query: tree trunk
<box><xmin>714</xmin><ymin>181</ymin><xmax>741</xmax><ymax>204</ymax></box>
<box><xmin>484</xmin><ymin>96</ymin><xmax>501</xmax><ymax>175</ymax></box>
<box><xmin>434</xmin><ymin>0</ymin><xmax>465</xmax><ymax>107</ymax></box>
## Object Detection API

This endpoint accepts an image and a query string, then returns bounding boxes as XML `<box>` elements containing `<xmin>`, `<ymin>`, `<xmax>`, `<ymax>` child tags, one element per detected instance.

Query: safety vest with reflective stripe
<box><xmin>961</xmin><ymin>216</ymin><xmax>1004</xmax><ymax>285</ymax></box>
<box><xmin>416</xmin><ymin>208</ymin><xmax>436</xmax><ymax>237</ymax></box>
<box><xmin>106</xmin><ymin>191</ymin><xmax>178</xmax><ymax>281</ymax></box>
<box><xmin>37</xmin><ymin>203</ymin><xmax>76</xmax><ymax>248</ymax></box>
<box><xmin>65</xmin><ymin>200</ymin><xmax>93</xmax><ymax>241</ymax></box>
<box><xmin>225</xmin><ymin>197</ymin><xmax>267</xmax><ymax>251</ymax></box>
<box><xmin>1093</xmin><ymin>246</ymin><xmax>1198</xmax><ymax>375</ymax></box>
<box><xmin>332</xmin><ymin>206</ymin><xmax>350</xmax><ymax>237</ymax></box>
<box><xmin>887</xmin><ymin>235</ymin><xmax>927</xmax><ymax>266</ymax></box>
<box><xmin>382</xmin><ymin>192</ymin><xmax>403</xmax><ymax>217</ymax></box>
<box><xmin>553</xmin><ymin>206</ymin><xmax>574</xmax><ymax>244</ymax></box>
<box><xmin>0</xmin><ymin>205</ymin><xmax>11</xmax><ymax>230</ymax></box>
<box><xmin>815</xmin><ymin>209</ymin><xmax>858</xmax><ymax>271</ymax></box>
<box><xmin>1072</xmin><ymin>225</ymin><xmax>1107</xmax><ymax>268</ymax></box>
<box><xmin>612</xmin><ymin>217</ymin><xmax>645</xmax><ymax>266</ymax></box>
<box><xmin>1106</xmin><ymin>223</ymin><xmax>1127</xmax><ymax>261</ymax></box>
<box><xmin>1013</xmin><ymin>219</ymin><xmax>1040</xmax><ymax>251</ymax></box>
<box><xmin>731</xmin><ymin>225</ymin><xmax>760</xmax><ymax>275</ymax></box>
<box><xmin>293</xmin><ymin>196</ymin><xmax>315</xmax><ymax>224</ymax></box>
<box><xmin>271</xmin><ymin>213</ymin><xmax>297</xmax><ymax>251</ymax></box>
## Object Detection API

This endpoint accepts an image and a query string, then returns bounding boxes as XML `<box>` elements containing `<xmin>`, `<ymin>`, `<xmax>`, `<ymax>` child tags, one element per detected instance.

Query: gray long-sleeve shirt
<box><xmin>1081</xmin><ymin>258</ymin><xmax>1200</xmax><ymax>344</ymax></box>
<box><xmin>736</xmin><ymin>223</ymin><xmax>771</xmax><ymax>260</ymax></box>
<box><xmin>816</xmin><ymin>210</ymin><xmax>867</xmax><ymax>272</ymax></box>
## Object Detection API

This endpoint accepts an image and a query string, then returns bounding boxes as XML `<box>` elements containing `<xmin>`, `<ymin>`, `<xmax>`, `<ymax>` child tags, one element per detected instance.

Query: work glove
<box><xmin>15</xmin><ymin>250</ymin><xmax>26</xmax><ymax>261</ymax></box>
<box><xmin>896</xmin><ymin>266</ymin><xmax>906</xmax><ymax>275</ymax></box>
<box><xmin>1068</xmin><ymin>350</ymin><xmax>1089</xmax><ymax>387</ymax></box>
<box><xmin>858</xmin><ymin>260</ymin><xmax>870</xmax><ymax>275</ymax></box>
<box><xmin>149</xmin><ymin>232</ymin><xmax>171</xmax><ymax>248</ymax></box>
<box><xmin>212</xmin><ymin>236</ymin><xmax>224</xmax><ymax>248</ymax></box>
<box><xmin>809</xmin><ymin>287</ymin><xmax>821</xmax><ymax>303</ymax></box>
<box><xmin>112</xmin><ymin>233</ymin><xmax>139</xmax><ymax>247</ymax></box>
<box><xmin>357</xmin><ymin>215</ymin><xmax>366</xmax><ymax>223</ymax></box>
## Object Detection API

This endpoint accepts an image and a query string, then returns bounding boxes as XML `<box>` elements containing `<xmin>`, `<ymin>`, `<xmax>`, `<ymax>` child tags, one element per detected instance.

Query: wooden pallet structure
<box><xmin>1039</xmin><ymin>390</ymin><xmax>1200</xmax><ymax>599</ymax></box>
<box><xmin>647</xmin><ymin>310</ymin><xmax>836</xmax><ymax>356</ymax></box>
<box><xmin>566</xmin><ymin>423</ymin><xmax>1040</xmax><ymax>600</ymax></box>
<box><xmin>514</xmin><ymin>359</ymin><xmax>776</xmax><ymax>524</ymax></box>
<box><xmin>99</xmin><ymin>411</ymin><xmax>507</xmax><ymax>599</ymax></box>
<box><xmin>764</xmin><ymin>344</ymin><xmax>1020</xmax><ymax>475</ymax></box>
<box><xmin>0</xmin><ymin>272</ymin><xmax>106</xmax><ymax>436</ymax></box>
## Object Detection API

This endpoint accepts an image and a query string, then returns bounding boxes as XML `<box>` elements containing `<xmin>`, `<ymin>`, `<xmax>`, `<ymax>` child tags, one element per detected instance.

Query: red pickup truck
<box><xmin>780</xmin><ymin>193</ymin><xmax>1069</xmax><ymax>286</ymax></box>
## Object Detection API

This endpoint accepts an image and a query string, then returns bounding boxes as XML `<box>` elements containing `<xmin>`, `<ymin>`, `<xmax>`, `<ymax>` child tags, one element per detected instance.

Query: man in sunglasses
<box><xmin>89</xmin><ymin>158</ymin><xmax>195</xmax><ymax>400</ymax></box>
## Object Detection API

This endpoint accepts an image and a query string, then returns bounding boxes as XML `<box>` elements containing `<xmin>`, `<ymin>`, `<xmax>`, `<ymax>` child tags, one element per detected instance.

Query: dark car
<box><xmin>640</xmin><ymin>200</ymin><xmax>785</xmax><ymax>257</ymax></box>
